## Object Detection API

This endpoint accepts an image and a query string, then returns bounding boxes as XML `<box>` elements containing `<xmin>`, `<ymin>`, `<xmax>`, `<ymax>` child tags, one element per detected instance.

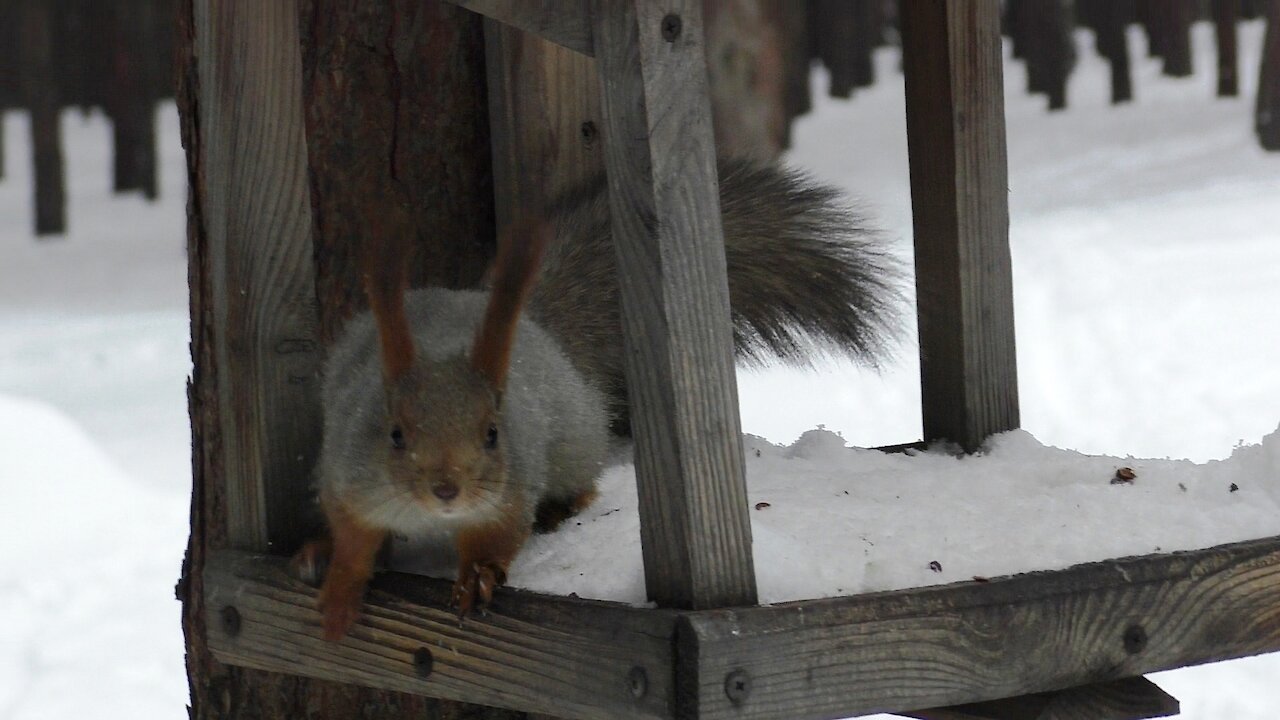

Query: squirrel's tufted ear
<box><xmin>471</xmin><ymin>217</ymin><xmax>553</xmax><ymax>394</ymax></box>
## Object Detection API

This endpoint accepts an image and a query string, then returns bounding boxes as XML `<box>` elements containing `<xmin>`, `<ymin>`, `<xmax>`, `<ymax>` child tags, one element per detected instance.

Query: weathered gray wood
<box><xmin>483</xmin><ymin>18</ymin><xmax>604</xmax><ymax>231</ymax></box>
<box><xmin>194</xmin><ymin>0</ymin><xmax>322</xmax><ymax>552</ymax></box>
<box><xmin>205</xmin><ymin>550</ymin><xmax>677</xmax><ymax>720</ymax></box>
<box><xmin>901</xmin><ymin>0</ymin><xmax>1019</xmax><ymax>453</ymax></box>
<box><xmin>590</xmin><ymin>0</ymin><xmax>756</xmax><ymax>610</ymax></box>
<box><xmin>677</xmin><ymin>533</ymin><xmax>1280</xmax><ymax>720</ymax></box>
<box><xmin>904</xmin><ymin>676</ymin><xmax>1179</xmax><ymax>720</ymax></box>
<box><xmin>448</xmin><ymin>0</ymin><xmax>595</xmax><ymax>56</ymax></box>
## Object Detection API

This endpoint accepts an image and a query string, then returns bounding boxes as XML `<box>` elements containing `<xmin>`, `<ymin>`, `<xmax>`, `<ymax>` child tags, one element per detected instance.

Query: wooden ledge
<box><xmin>677</xmin><ymin>533</ymin><xmax>1280</xmax><ymax>720</ymax></box>
<box><xmin>204</xmin><ymin>550</ymin><xmax>677</xmax><ymax>720</ymax></box>
<box><xmin>207</xmin><ymin>534</ymin><xmax>1280</xmax><ymax>720</ymax></box>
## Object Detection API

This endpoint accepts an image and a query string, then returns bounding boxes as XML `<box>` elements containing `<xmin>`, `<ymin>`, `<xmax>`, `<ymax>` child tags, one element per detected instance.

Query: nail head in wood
<box><xmin>724</xmin><ymin>669</ymin><xmax>751</xmax><ymax>705</ymax></box>
<box><xmin>412</xmin><ymin>647</ymin><xmax>434</xmax><ymax>678</ymax></box>
<box><xmin>661</xmin><ymin>14</ymin><xmax>682</xmax><ymax>42</ymax></box>
<box><xmin>220</xmin><ymin>605</ymin><xmax>241</xmax><ymax>638</ymax></box>
<box><xmin>580</xmin><ymin>120</ymin><xmax>598</xmax><ymax>146</ymax></box>
<box><xmin>1124</xmin><ymin>624</ymin><xmax>1148</xmax><ymax>654</ymax></box>
<box><xmin>628</xmin><ymin>665</ymin><xmax>648</xmax><ymax>699</ymax></box>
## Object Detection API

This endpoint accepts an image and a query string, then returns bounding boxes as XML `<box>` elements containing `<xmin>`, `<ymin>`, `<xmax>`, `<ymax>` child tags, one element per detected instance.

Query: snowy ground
<box><xmin>3</xmin><ymin>20</ymin><xmax>1279</xmax><ymax>720</ymax></box>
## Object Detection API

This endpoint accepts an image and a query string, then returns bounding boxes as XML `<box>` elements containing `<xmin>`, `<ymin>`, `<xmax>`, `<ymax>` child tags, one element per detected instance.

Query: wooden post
<box><xmin>19</xmin><ymin>0</ymin><xmax>65</xmax><ymax>236</ymax></box>
<box><xmin>901</xmin><ymin>0</ymin><xmax>1019</xmax><ymax>452</ymax></box>
<box><xmin>483</xmin><ymin>20</ymin><xmax>604</xmax><ymax>231</ymax></box>
<box><xmin>590</xmin><ymin>0</ymin><xmax>757</xmax><ymax>610</ymax></box>
<box><xmin>1214</xmin><ymin>0</ymin><xmax>1241</xmax><ymax>97</ymax></box>
<box><xmin>1162</xmin><ymin>0</ymin><xmax>1195</xmax><ymax>78</ymax></box>
<box><xmin>1259</xmin><ymin>0</ymin><xmax>1280</xmax><ymax>151</ymax></box>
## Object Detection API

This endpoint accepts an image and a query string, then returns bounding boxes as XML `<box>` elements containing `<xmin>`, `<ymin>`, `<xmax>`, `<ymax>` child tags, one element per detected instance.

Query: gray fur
<box><xmin>530</xmin><ymin>157</ymin><xmax>904</xmax><ymax>430</ymax></box>
<box><xmin>318</xmin><ymin>288</ymin><xmax>608</xmax><ymax>536</ymax></box>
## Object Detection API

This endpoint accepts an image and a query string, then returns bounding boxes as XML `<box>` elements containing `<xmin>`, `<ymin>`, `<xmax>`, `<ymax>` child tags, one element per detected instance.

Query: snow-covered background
<box><xmin>2</xmin><ymin>21</ymin><xmax>1278</xmax><ymax>720</ymax></box>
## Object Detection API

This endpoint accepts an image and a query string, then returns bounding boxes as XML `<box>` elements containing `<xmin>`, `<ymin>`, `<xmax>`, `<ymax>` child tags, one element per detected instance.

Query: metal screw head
<box><xmin>628</xmin><ymin>666</ymin><xmax>648</xmax><ymax>700</ymax></box>
<box><xmin>724</xmin><ymin>669</ymin><xmax>751</xmax><ymax>705</ymax></box>
<box><xmin>412</xmin><ymin>647</ymin><xmax>434</xmax><ymax>678</ymax></box>
<box><xmin>661</xmin><ymin>14</ymin><xmax>682</xmax><ymax>42</ymax></box>
<box><xmin>1123</xmin><ymin>624</ymin><xmax>1148</xmax><ymax>654</ymax></box>
<box><xmin>220</xmin><ymin>606</ymin><xmax>241</xmax><ymax>638</ymax></box>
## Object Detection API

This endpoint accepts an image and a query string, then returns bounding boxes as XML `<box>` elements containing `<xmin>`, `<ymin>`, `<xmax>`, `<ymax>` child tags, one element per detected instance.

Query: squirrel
<box><xmin>297</xmin><ymin>158</ymin><xmax>902</xmax><ymax>640</ymax></box>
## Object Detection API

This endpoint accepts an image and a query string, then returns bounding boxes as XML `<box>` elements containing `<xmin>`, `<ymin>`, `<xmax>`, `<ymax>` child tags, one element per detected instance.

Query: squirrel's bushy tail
<box><xmin>530</xmin><ymin>157</ymin><xmax>903</xmax><ymax>430</ymax></box>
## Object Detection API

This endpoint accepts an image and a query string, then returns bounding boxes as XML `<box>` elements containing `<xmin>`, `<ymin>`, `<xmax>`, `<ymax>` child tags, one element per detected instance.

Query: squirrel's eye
<box><xmin>484</xmin><ymin>424</ymin><xmax>499</xmax><ymax>450</ymax></box>
<box><xmin>390</xmin><ymin>426</ymin><xmax>406</xmax><ymax>450</ymax></box>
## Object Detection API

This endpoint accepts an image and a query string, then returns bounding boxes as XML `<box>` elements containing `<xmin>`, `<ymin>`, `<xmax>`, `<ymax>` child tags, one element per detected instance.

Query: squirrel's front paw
<box><xmin>289</xmin><ymin>538</ymin><xmax>332</xmax><ymax>587</ymax></box>
<box><xmin>451</xmin><ymin>561</ymin><xmax>507</xmax><ymax>617</ymax></box>
<box><xmin>317</xmin><ymin>580</ymin><xmax>364</xmax><ymax>641</ymax></box>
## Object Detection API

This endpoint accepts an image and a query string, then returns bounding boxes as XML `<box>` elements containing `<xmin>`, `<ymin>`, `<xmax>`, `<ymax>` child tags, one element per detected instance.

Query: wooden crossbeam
<box><xmin>674</xmin><ymin>533</ymin><xmax>1280</xmax><ymax>720</ymax></box>
<box><xmin>208</xmin><ymin>535</ymin><xmax>1280</xmax><ymax>720</ymax></box>
<box><xmin>204</xmin><ymin>550</ymin><xmax>677</xmax><ymax>720</ymax></box>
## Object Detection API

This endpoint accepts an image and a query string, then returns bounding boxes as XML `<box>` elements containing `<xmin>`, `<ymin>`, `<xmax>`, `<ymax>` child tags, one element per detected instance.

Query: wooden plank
<box><xmin>447</xmin><ymin>0</ymin><xmax>594</xmax><ymax>56</ymax></box>
<box><xmin>205</xmin><ymin>550</ymin><xmax>677</xmax><ymax>720</ymax></box>
<box><xmin>1258</xmin><ymin>0</ymin><xmax>1280</xmax><ymax>151</ymax></box>
<box><xmin>1214</xmin><ymin>0</ymin><xmax>1241</xmax><ymax>97</ymax></box>
<box><xmin>482</xmin><ymin>19</ymin><xmax>604</xmax><ymax>232</ymax></box>
<box><xmin>900</xmin><ymin>0</ymin><xmax>1019</xmax><ymax>453</ymax></box>
<box><xmin>677</xmin><ymin>534</ymin><xmax>1280</xmax><ymax>720</ymax></box>
<box><xmin>590</xmin><ymin>0</ymin><xmax>757</xmax><ymax>610</ymax></box>
<box><xmin>905</xmin><ymin>676</ymin><xmax>1178</xmax><ymax>720</ymax></box>
<box><xmin>20</xmin><ymin>0</ymin><xmax>65</xmax><ymax>236</ymax></box>
<box><xmin>194</xmin><ymin>0</ymin><xmax>322</xmax><ymax>552</ymax></box>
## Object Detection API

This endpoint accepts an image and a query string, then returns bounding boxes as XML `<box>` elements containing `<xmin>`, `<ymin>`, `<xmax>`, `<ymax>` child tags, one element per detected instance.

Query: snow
<box><xmin>2</xmin><ymin>19</ymin><xmax>1279</xmax><ymax>720</ymax></box>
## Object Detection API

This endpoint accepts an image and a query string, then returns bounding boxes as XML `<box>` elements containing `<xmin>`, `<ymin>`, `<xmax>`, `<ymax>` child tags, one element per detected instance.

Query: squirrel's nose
<box><xmin>432</xmin><ymin>481</ymin><xmax>460</xmax><ymax>501</ymax></box>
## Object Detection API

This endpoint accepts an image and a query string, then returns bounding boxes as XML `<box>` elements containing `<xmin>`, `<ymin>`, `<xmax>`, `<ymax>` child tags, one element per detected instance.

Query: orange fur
<box><xmin>470</xmin><ymin>218</ymin><xmax>554</xmax><ymax>392</ymax></box>
<box><xmin>317</xmin><ymin>499</ymin><xmax>387</xmax><ymax>641</ymax></box>
<box><xmin>452</xmin><ymin>493</ymin><xmax>530</xmax><ymax>616</ymax></box>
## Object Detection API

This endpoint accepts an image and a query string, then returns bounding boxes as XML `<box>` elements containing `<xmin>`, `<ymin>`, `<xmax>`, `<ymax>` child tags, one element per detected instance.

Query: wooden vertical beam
<box><xmin>483</xmin><ymin>20</ymin><xmax>604</xmax><ymax>231</ymax></box>
<box><xmin>192</xmin><ymin>0</ymin><xmax>322</xmax><ymax>553</ymax></box>
<box><xmin>1213</xmin><ymin>0</ymin><xmax>1241</xmax><ymax>97</ymax></box>
<box><xmin>590</xmin><ymin>0</ymin><xmax>757</xmax><ymax>610</ymax></box>
<box><xmin>20</xmin><ymin>0</ymin><xmax>65</xmax><ymax>236</ymax></box>
<box><xmin>1259</xmin><ymin>0</ymin><xmax>1280</xmax><ymax>151</ymax></box>
<box><xmin>901</xmin><ymin>0</ymin><xmax>1019</xmax><ymax>452</ymax></box>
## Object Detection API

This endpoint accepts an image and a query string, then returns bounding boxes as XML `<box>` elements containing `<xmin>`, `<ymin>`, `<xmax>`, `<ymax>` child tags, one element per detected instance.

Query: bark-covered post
<box><xmin>177</xmin><ymin>1</ymin><xmax>532</xmax><ymax>718</ymax></box>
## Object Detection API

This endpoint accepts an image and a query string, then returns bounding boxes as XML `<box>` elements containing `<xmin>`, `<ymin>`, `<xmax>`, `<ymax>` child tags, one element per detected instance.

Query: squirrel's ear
<box><xmin>471</xmin><ymin>217</ymin><xmax>553</xmax><ymax>393</ymax></box>
<box><xmin>364</xmin><ymin>205</ymin><xmax>415</xmax><ymax>384</ymax></box>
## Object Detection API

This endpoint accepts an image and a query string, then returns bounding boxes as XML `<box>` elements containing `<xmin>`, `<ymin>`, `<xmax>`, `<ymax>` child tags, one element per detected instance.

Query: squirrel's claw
<box><xmin>452</xmin><ymin>562</ymin><xmax>503</xmax><ymax>618</ymax></box>
<box><xmin>318</xmin><ymin>583</ymin><xmax>363</xmax><ymax>641</ymax></box>
<box><xmin>289</xmin><ymin>539</ymin><xmax>332</xmax><ymax>587</ymax></box>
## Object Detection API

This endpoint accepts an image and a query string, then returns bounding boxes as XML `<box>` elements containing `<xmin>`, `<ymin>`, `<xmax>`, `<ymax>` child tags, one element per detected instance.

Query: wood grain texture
<box><xmin>905</xmin><ymin>676</ymin><xmax>1178</xmax><ymax>720</ymax></box>
<box><xmin>483</xmin><ymin>19</ymin><xmax>604</xmax><ymax>232</ymax></box>
<box><xmin>449</xmin><ymin>0</ymin><xmax>595</xmax><ymax>56</ymax></box>
<box><xmin>901</xmin><ymin>0</ymin><xmax>1019</xmax><ymax>453</ymax></box>
<box><xmin>590</xmin><ymin>0</ymin><xmax>757</xmax><ymax>610</ymax></box>
<box><xmin>677</xmin><ymin>534</ymin><xmax>1280</xmax><ymax>720</ymax></box>
<box><xmin>205</xmin><ymin>550</ymin><xmax>677</xmax><ymax>720</ymax></box>
<box><xmin>194</xmin><ymin>0</ymin><xmax>323</xmax><ymax>553</ymax></box>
